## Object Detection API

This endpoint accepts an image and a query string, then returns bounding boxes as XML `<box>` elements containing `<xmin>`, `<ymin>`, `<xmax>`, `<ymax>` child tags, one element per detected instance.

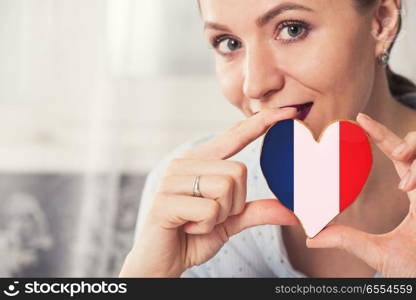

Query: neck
<box><xmin>338</xmin><ymin>65</ymin><xmax>412</xmax><ymax>232</ymax></box>
<box><xmin>362</xmin><ymin>68</ymin><xmax>405</xmax><ymax>135</ymax></box>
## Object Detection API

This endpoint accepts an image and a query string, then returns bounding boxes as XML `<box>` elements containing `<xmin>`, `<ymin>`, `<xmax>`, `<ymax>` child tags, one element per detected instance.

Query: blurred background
<box><xmin>0</xmin><ymin>0</ymin><xmax>415</xmax><ymax>277</ymax></box>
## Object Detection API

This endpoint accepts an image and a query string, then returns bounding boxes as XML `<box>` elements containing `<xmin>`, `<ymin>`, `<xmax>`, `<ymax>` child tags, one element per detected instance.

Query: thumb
<box><xmin>306</xmin><ymin>224</ymin><xmax>383</xmax><ymax>271</ymax></box>
<box><xmin>223</xmin><ymin>199</ymin><xmax>300</xmax><ymax>237</ymax></box>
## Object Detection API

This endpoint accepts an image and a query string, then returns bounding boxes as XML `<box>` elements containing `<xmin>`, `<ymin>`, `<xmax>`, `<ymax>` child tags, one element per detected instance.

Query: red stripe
<box><xmin>339</xmin><ymin>122</ymin><xmax>372</xmax><ymax>212</ymax></box>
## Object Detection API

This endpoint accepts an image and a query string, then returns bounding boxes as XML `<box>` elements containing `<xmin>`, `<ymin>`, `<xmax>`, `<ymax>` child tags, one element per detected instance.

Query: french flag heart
<box><xmin>260</xmin><ymin>119</ymin><xmax>373</xmax><ymax>237</ymax></box>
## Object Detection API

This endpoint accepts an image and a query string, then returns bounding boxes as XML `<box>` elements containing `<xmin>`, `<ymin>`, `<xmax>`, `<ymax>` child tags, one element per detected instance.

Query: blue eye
<box><xmin>285</xmin><ymin>25</ymin><xmax>303</xmax><ymax>38</ymax></box>
<box><xmin>276</xmin><ymin>21</ymin><xmax>310</xmax><ymax>43</ymax></box>
<box><xmin>213</xmin><ymin>37</ymin><xmax>242</xmax><ymax>55</ymax></box>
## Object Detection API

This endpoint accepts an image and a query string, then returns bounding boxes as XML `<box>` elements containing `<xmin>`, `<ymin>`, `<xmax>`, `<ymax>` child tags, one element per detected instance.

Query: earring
<box><xmin>378</xmin><ymin>49</ymin><xmax>390</xmax><ymax>67</ymax></box>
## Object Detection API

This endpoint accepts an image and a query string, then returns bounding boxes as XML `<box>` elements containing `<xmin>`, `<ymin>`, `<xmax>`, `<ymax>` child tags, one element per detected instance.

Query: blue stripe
<box><xmin>260</xmin><ymin>119</ymin><xmax>294</xmax><ymax>211</ymax></box>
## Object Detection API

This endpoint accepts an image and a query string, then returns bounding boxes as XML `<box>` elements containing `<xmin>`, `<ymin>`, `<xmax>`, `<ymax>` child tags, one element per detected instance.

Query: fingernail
<box><xmin>399</xmin><ymin>172</ymin><xmax>411</xmax><ymax>190</ymax></box>
<box><xmin>392</xmin><ymin>143</ymin><xmax>407</xmax><ymax>157</ymax></box>
<box><xmin>357</xmin><ymin>113</ymin><xmax>372</xmax><ymax>122</ymax></box>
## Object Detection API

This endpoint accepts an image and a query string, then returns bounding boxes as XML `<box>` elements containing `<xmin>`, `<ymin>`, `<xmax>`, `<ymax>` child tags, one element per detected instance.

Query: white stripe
<box><xmin>293</xmin><ymin>121</ymin><xmax>340</xmax><ymax>238</ymax></box>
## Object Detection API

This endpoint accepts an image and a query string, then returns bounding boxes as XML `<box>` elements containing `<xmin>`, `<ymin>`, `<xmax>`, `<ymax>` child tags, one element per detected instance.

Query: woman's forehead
<box><xmin>199</xmin><ymin>0</ymin><xmax>350</xmax><ymax>21</ymax></box>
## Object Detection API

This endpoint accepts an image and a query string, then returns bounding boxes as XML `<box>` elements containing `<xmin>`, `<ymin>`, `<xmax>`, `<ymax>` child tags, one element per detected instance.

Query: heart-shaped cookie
<box><xmin>260</xmin><ymin>119</ymin><xmax>372</xmax><ymax>237</ymax></box>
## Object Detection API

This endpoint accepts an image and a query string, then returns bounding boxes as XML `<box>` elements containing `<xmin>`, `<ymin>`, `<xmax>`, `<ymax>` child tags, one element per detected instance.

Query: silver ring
<box><xmin>192</xmin><ymin>175</ymin><xmax>202</xmax><ymax>197</ymax></box>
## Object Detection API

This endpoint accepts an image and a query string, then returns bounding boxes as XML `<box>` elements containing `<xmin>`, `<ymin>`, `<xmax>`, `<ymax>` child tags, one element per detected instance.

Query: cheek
<box><xmin>216</xmin><ymin>59</ymin><xmax>245</xmax><ymax>109</ymax></box>
<box><xmin>327</xmin><ymin>31</ymin><xmax>376</xmax><ymax>116</ymax></box>
<box><xmin>278</xmin><ymin>25</ymin><xmax>375</xmax><ymax>117</ymax></box>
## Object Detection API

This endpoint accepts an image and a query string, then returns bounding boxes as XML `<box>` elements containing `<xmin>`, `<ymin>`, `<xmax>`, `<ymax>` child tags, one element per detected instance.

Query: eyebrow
<box><xmin>257</xmin><ymin>2</ymin><xmax>314</xmax><ymax>27</ymax></box>
<box><xmin>204</xmin><ymin>22</ymin><xmax>231</xmax><ymax>32</ymax></box>
<box><xmin>204</xmin><ymin>2</ymin><xmax>314</xmax><ymax>32</ymax></box>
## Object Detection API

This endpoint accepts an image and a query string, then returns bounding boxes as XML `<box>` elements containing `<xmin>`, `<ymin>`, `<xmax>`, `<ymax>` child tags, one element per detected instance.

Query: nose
<box><xmin>243</xmin><ymin>45</ymin><xmax>284</xmax><ymax>100</ymax></box>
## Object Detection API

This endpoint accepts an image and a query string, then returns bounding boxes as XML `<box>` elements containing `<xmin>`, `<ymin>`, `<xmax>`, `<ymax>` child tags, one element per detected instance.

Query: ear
<box><xmin>371</xmin><ymin>0</ymin><xmax>402</xmax><ymax>57</ymax></box>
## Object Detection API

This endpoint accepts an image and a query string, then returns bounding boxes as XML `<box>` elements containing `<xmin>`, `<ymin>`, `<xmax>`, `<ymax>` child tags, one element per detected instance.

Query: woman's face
<box><xmin>200</xmin><ymin>0</ymin><xmax>378</xmax><ymax>138</ymax></box>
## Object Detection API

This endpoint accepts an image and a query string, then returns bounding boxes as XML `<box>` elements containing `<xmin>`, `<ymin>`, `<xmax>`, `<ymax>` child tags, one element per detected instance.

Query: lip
<box><xmin>280</xmin><ymin>101</ymin><xmax>314</xmax><ymax>121</ymax></box>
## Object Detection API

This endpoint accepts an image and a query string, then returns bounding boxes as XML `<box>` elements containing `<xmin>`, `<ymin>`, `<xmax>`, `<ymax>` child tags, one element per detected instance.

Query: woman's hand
<box><xmin>119</xmin><ymin>107</ymin><xmax>300</xmax><ymax>277</ymax></box>
<box><xmin>306</xmin><ymin>112</ymin><xmax>416</xmax><ymax>277</ymax></box>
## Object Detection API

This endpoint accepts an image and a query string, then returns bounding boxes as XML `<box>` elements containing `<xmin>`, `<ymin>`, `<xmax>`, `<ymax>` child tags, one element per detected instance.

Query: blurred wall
<box><xmin>0</xmin><ymin>0</ymin><xmax>242</xmax><ymax>175</ymax></box>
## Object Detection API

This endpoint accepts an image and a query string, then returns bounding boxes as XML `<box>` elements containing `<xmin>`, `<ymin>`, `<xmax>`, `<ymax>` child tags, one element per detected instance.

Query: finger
<box><xmin>158</xmin><ymin>175</ymin><xmax>234</xmax><ymax>223</ymax></box>
<box><xmin>182</xmin><ymin>107</ymin><xmax>297</xmax><ymax>160</ymax></box>
<box><xmin>165</xmin><ymin>159</ymin><xmax>247</xmax><ymax>216</ymax></box>
<box><xmin>392</xmin><ymin>132</ymin><xmax>416</xmax><ymax>162</ymax></box>
<box><xmin>399</xmin><ymin>160</ymin><xmax>416</xmax><ymax>192</ymax></box>
<box><xmin>154</xmin><ymin>193</ymin><xmax>220</xmax><ymax>235</ymax></box>
<box><xmin>306</xmin><ymin>224</ymin><xmax>383</xmax><ymax>272</ymax></box>
<box><xmin>223</xmin><ymin>199</ymin><xmax>300</xmax><ymax>237</ymax></box>
<box><xmin>356</xmin><ymin>113</ymin><xmax>409</xmax><ymax>177</ymax></box>
<box><xmin>396</xmin><ymin>151</ymin><xmax>416</xmax><ymax>213</ymax></box>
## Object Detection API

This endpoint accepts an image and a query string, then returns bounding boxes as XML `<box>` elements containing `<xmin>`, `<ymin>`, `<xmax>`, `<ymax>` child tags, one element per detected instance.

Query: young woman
<box><xmin>120</xmin><ymin>0</ymin><xmax>416</xmax><ymax>277</ymax></box>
